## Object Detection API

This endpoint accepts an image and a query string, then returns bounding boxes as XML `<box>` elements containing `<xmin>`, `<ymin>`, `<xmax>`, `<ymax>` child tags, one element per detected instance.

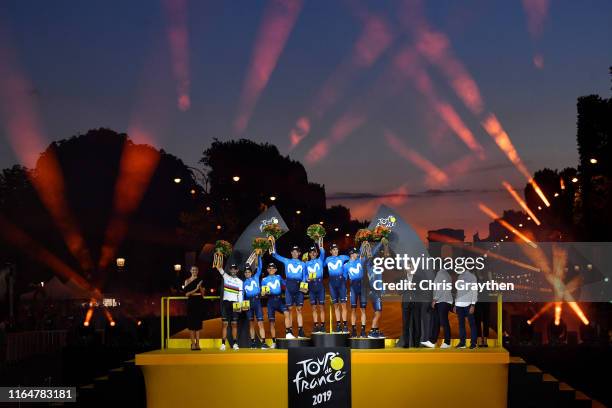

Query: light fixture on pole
<box><xmin>174</xmin><ymin>264</ymin><xmax>182</xmax><ymax>272</ymax></box>
<box><xmin>116</xmin><ymin>258</ymin><xmax>125</xmax><ymax>268</ymax></box>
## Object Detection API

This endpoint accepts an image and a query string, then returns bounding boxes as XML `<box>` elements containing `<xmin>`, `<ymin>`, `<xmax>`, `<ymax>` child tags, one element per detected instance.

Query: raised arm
<box><xmin>318</xmin><ymin>245</ymin><xmax>325</xmax><ymax>261</ymax></box>
<box><xmin>272</xmin><ymin>251</ymin><xmax>289</xmax><ymax>266</ymax></box>
<box><xmin>371</xmin><ymin>241</ymin><xmax>384</xmax><ymax>257</ymax></box>
<box><xmin>254</xmin><ymin>256</ymin><xmax>263</xmax><ymax>281</ymax></box>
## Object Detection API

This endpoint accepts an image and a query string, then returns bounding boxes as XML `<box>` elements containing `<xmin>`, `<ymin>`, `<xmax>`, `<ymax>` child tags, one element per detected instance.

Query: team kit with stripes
<box><xmin>215</xmin><ymin>241</ymin><xmax>384</xmax><ymax>350</ymax></box>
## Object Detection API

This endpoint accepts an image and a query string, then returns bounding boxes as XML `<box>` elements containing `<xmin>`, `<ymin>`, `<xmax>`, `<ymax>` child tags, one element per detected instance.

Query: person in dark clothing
<box><xmin>474</xmin><ymin>302</ymin><xmax>491</xmax><ymax>347</ymax></box>
<box><xmin>183</xmin><ymin>266</ymin><xmax>204</xmax><ymax>350</ymax></box>
<box><xmin>401</xmin><ymin>261</ymin><xmax>432</xmax><ymax>347</ymax></box>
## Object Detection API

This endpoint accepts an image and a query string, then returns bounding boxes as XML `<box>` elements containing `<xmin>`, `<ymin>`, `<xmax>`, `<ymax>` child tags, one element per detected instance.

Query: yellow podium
<box><xmin>136</xmin><ymin>347</ymin><xmax>508</xmax><ymax>408</ymax></box>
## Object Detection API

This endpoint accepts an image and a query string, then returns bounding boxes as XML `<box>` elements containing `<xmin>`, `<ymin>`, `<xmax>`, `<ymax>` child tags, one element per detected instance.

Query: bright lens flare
<box><xmin>84</xmin><ymin>305</ymin><xmax>94</xmax><ymax>327</ymax></box>
<box><xmin>502</xmin><ymin>181</ymin><xmax>541</xmax><ymax>225</ymax></box>
<box><xmin>527</xmin><ymin>302</ymin><xmax>553</xmax><ymax>325</ymax></box>
<box><xmin>554</xmin><ymin>302</ymin><xmax>562</xmax><ymax>325</ymax></box>
<box><xmin>482</xmin><ymin>114</ymin><xmax>550</xmax><ymax>207</ymax></box>
<box><xmin>478</xmin><ymin>203</ymin><xmax>537</xmax><ymax>248</ymax></box>
<box><xmin>567</xmin><ymin>302</ymin><xmax>589</xmax><ymax>325</ymax></box>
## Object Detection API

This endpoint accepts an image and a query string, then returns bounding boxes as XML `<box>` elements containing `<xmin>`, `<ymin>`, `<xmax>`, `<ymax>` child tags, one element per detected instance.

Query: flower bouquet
<box><xmin>252</xmin><ymin>237</ymin><xmax>271</xmax><ymax>255</ymax></box>
<box><xmin>262</xmin><ymin>222</ymin><xmax>284</xmax><ymax>255</ymax></box>
<box><xmin>355</xmin><ymin>228</ymin><xmax>373</xmax><ymax>257</ymax></box>
<box><xmin>371</xmin><ymin>225</ymin><xmax>391</xmax><ymax>243</ymax></box>
<box><xmin>213</xmin><ymin>240</ymin><xmax>232</xmax><ymax>269</ymax></box>
<box><xmin>306</xmin><ymin>224</ymin><xmax>326</xmax><ymax>245</ymax></box>
<box><xmin>262</xmin><ymin>223</ymin><xmax>283</xmax><ymax>240</ymax></box>
<box><xmin>371</xmin><ymin>225</ymin><xmax>392</xmax><ymax>256</ymax></box>
<box><xmin>354</xmin><ymin>229</ymin><xmax>372</xmax><ymax>245</ymax></box>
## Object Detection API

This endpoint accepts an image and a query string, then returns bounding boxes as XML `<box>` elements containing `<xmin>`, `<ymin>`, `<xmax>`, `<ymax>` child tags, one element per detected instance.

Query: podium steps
<box><xmin>508</xmin><ymin>356</ymin><xmax>603</xmax><ymax>408</ymax></box>
<box><xmin>74</xmin><ymin>359</ymin><xmax>145</xmax><ymax>408</ymax></box>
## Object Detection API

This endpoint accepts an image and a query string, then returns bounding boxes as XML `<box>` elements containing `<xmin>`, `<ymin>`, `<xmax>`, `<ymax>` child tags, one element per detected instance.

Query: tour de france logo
<box><xmin>376</xmin><ymin>215</ymin><xmax>397</xmax><ymax>229</ymax></box>
<box><xmin>259</xmin><ymin>216</ymin><xmax>279</xmax><ymax>232</ymax></box>
<box><xmin>292</xmin><ymin>351</ymin><xmax>347</xmax><ymax>403</ymax></box>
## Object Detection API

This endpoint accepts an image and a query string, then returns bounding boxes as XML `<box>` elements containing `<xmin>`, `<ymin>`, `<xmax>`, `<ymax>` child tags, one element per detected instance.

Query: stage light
<box><xmin>205</xmin><ymin>206</ymin><xmax>211</xmax><ymax>211</ymax></box>
<box><xmin>40</xmin><ymin>281</ymin><xmax>44</xmax><ymax>287</ymax></box>
<box><xmin>174</xmin><ymin>178</ymin><xmax>182</xmax><ymax>184</ymax></box>
<box><xmin>116</xmin><ymin>258</ymin><xmax>125</xmax><ymax>268</ymax></box>
<box><xmin>174</xmin><ymin>264</ymin><xmax>182</xmax><ymax>272</ymax></box>
<box><xmin>110</xmin><ymin>321</ymin><xmax>116</xmax><ymax>327</ymax></box>
<box><xmin>554</xmin><ymin>192</ymin><xmax>559</xmax><ymax>197</ymax></box>
<box><xmin>269</xmin><ymin>196</ymin><xmax>276</xmax><ymax>201</ymax></box>
<box><xmin>527</xmin><ymin>217</ymin><xmax>531</xmax><ymax>220</ymax></box>
<box><xmin>295</xmin><ymin>210</ymin><xmax>301</xmax><ymax>214</ymax></box>
<box><xmin>232</xmin><ymin>175</ymin><xmax>240</xmax><ymax>182</ymax></box>
<box><xmin>216</xmin><ymin>225</ymin><xmax>222</xmax><ymax>230</ymax></box>
<box><xmin>571</xmin><ymin>177</ymin><xmax>578</xmax><ymax>183</ymax></box>
<box><xmin>537</xmin><ymin>206</ymin><xmax>542</xmax><ymax>210</ymax></box>
<box><xmin>518</xmin><ymin>224</ymin><xmax>523</xmax><ymax>227</ymax></box>
<box><xmin>190</xmin><ymin>189</ymin><xmax>196</xmax><ymax>195</ymax></box>
<box><xmin>137</xmin><ymin>320</ymin><xmax>142</xmax><ymax>326</ymax></box>
<box><xmin>345</xmin><ymin>233</ymin><xmax>350</xmax><ymax>237</ymax></box>
<box><xmin>587</xmin><ymin>264</ymin><xmax>593</xmax><ymax>271</ymax></box>
<box><xmin>319</xmin><ymin>221</ymin><xmax>324</xmax><ymax>225</ymax></box>
<box><xmin>84</xmin><ymin>321</ymin><xmax>90</xmax><ymax>327</ymax></box>
<box><xmin>590</xmin><ymin>158</ymin><xmax>597</xmax><ymax>164</ymax></box>
<box><xmin>334</xmin><ymin>228</ymin><xmax>339</xmax><ymax>232</ymax></box>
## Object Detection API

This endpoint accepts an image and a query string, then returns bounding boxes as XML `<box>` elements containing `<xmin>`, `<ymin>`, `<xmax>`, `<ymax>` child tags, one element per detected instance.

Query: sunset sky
<box><xmin>1</xmin><ymin>0</ymin><xmax>611</xmax><ymax>239</ymax></box>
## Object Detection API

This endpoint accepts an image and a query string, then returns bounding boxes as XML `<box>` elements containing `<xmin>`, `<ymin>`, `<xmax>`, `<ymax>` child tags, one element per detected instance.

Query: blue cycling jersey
<box><xmin>325</xmin><ymin>254</ymin><xmax>349</xmax><ymax>277</ymax></box>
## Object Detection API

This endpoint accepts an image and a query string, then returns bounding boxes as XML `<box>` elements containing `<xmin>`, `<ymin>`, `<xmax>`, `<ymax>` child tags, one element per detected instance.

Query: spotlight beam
<box><xmin>502</xmin><ymin>181</ymin><xmax>541</xmax><ymax>225</ymax></box>
<box><xmin>0</xmin><ymin>26</ymin><xmax>94</xmax><ymax>271</ymax></box>
<box><xmin>478</xmin><ymin>203</ymin><xmax>537</xmax><ymax>248</ymax></box>
<box><xmin>234</xmin><ymin>0</ymin><xmax>303</xmax><ymax>134</ymax></box>
<box><xmin>162</xmin><ymin>0</ymin><xmax>191</xmax><ymax>111</ymax></box>
<box><xmin>0</xmin><ymin>215</ymin><xmax>102</xmax><ymax>300</ymax></box>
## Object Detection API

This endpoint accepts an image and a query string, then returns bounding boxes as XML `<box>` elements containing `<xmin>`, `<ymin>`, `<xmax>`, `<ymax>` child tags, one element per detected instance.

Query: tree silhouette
<box><xmin>0</xmin><ymin>128</ymin><xmax>200</xmax><ymax>295</ymax></box>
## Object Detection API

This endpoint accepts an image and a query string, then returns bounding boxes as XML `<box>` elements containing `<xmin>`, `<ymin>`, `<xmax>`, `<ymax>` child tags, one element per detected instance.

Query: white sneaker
<box><xmin>440</xmin><ymin>342</ymin><xmax>451</xmax><ymax>349</ymax></box>
<box><xmin>270</xmin><ymin>342</ymin><xmax>276</xmax><ymax>349</ymax></box>
<box><xmin>285</xmin><ymin>332</ymin><xmax>296</xmax><ymax>339</ymax></box>
<box><xmin>420</xmin><ymin>341</ymin><xmax>436</xmax><ymax>348</ymax></box>
<box><xmin>219</xmin><ymin>343</ymin><xmax>226</xmax><ymax>351</ymax></box>
<box><xmin>232</xmin><ymin>343</ymin><xmax>239</xmax><ymax>350</ymax></box>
